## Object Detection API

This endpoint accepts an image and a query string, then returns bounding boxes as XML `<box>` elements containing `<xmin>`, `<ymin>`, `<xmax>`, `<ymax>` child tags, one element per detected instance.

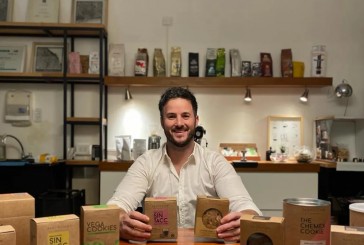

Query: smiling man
<box><xmin>107</xmin><ymin>87</ymin><xmax>261</xmax><ymax>242</ymax></box>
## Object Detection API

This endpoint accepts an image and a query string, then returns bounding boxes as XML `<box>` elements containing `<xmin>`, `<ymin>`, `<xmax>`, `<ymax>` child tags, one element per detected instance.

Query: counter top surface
<box><xmin>99</xmin><ymin>160</ymin><xmax>322</xmax><ymax>173</ymax></box>
<box><xmin>119</xmin><ymin>228</ymin><xmax>237</xmax><ymax>245</ymax></box>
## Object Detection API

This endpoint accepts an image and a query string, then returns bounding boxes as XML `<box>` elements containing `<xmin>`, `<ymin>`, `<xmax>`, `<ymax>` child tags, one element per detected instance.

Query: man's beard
<box><xmin>164</xmin><ymin>125</ymin><xmax>195</xmax><ymax>147</ymax></box>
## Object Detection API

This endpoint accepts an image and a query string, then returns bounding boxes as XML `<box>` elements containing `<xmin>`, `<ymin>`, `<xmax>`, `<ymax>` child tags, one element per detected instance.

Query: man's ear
<box><xmin>196</xmin><ymin>115</ymin><xmax>199</xmax><ymax>125</ymax></box>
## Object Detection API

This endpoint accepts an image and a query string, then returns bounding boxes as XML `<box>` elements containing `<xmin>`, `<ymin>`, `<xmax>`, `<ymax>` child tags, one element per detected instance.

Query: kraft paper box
<box><xmin>0</xmin><ymin>192</ymin><xmax>35</xmax><ymax>245</ymax></box>
<box><xmin>240</xmin><ymin>214</ymin><xmax>284</xmax><ymax>245</ymax></box>
<box><xmin>0</xmin><ymin>225</ymin><xmax>16</xmax><ymax>245</ymax></box>
<box><xmin>194</xmin><ymin>195</ymin><xmax>229</xmax><ymax>238</ymax></box>
<box><xmin>331</xmin><ymin>225</ymin><xmax>364</xmax><ymax>245</ymax></box>
<box><xmin>81</xmin><ymin>205</ymin><xmax>120</xmax><ymax>245</ymax></box>
<box><xmin>30</xmin><ymin>214</ymin><xmax>79</xmax><ymax>245</ymax></box>
<box><xmin>144</xmin><ymin>197</ymin><xmax>177</xmax><ymax>240</ymax></box>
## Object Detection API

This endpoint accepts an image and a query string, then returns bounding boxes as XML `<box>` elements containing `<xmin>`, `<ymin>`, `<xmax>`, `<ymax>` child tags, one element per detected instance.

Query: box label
<box><xmin>48</xmin><ymin>231</ymin><xmax>69</xmax><ymax>245</ymax></box>
<box><xmin>153</xmin><ymin>209</ymin><xmax>169</xmax><ymax>225</ymax></box>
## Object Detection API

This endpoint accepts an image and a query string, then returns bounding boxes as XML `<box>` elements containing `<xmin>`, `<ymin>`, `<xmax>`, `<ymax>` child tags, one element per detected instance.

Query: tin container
<box><xmin>283</xmin><ymin>198</ymin><xmax>331</xmax><ymax>245</ymax></box>
<box><xmin>349</xmin><ymin>203</ymin><xmax>364</xmax><ymax>227</ymax></box>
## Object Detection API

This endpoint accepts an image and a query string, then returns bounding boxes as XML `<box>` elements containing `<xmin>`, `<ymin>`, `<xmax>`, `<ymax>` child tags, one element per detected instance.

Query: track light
<box><xmin>244</xmin><ymin>88</ymin><xmax>252</xmax><ymax>102</ymax></box>
<box><xmin>125</xmin><ymin>87</ymin><xmax>133</xmax><ymax>100</ymax></box>
<box><xmin>300</xmin><ymin>88</ymin><xmax>309</xmax><ymax>102</ymax></box>
<box><xmin>335</xmin><ymin>79</ymin><xmax>353</xmax><ymax>98</ymax></box>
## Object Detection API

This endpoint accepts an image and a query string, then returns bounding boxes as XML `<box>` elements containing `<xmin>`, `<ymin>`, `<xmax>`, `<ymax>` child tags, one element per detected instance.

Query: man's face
<box><xmin>161</xmin><ymin>98</ymin><xmax>198</xmax><ymax>147</ymax></box>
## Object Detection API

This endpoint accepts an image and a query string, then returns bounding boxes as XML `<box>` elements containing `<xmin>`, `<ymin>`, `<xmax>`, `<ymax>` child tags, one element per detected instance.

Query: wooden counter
<box><xmin>119</xmin><ymin>228</ymin><xmax>237</xmax><ymax>245</ymax></box>
<box><xmin>99</xmin><ymin>160</ymin><xmax>321</xmax><ymax>173</ymax></box>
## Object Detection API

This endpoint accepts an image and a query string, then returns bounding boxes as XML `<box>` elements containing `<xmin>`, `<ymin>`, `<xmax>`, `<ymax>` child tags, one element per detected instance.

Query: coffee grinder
<box><xmin>148</xmin><ymin>135</ymin><xmax>161</xmax><ymax>150</ymax></box>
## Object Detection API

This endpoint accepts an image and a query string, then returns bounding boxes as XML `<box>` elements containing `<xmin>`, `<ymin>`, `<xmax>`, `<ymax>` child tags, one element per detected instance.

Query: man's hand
<box><xmin>119</xmin><ymin>210</ymin><xmax>152</xmax><ymax>241</ymax></box>
<box><xmin>216</xmin><ymin>210</ymin><xmax>259</xmax><ymax>242</ymax></box>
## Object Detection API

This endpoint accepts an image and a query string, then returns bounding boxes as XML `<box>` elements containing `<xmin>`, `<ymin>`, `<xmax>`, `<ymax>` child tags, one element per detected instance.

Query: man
<box><xmin>107</xmin><ymin>87</ymin><xmax>261</xmax><ymax>242</ymax></box>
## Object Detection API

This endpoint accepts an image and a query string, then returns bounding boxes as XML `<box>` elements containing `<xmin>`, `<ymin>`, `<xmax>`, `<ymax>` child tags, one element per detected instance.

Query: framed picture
<box><xmin>72</xmin><ymin>0</ymin><xmax>108</xmax><ymax>25</ymax></box>
<box><xmin>0</xmin><ymin>0</ymin><xmax>13</xmax><ymax>21</ymax></box>
<box><xmin>267</xmin><ymin>115</ymin><xmax>303</xmax><ymax>156</ymax></box>
<box><xmin>32</xmin><ymin>42</ymin><xmax>65</xmax><ymax>72</ymax></box>
<box><xmin>0</xmin><ymin>45</ymin><xmax>27</xmax><ymax>72</ymax></box>
<box><xmin>26</xmin><ymin>0</ymin><xmax>60</xmax><ymax>23</ymax></box>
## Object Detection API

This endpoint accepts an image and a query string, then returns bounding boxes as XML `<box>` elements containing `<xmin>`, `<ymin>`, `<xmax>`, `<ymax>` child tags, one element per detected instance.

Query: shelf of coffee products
<box><xmin>105</xmin><ymin>76</ymin><xmax>332</xmax><ymax>88</ymax></box>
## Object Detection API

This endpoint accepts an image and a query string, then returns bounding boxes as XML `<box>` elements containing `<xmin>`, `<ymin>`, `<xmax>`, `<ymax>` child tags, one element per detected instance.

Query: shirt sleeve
<box><xmin>211</xmin><ymin>153</ymin><xmax>262</xmax><ymax>215</ymax></box>
<box><xmin>106</xmin><ymin>153</ymin><xmax>150</xmax><ymax>212</ymax></box>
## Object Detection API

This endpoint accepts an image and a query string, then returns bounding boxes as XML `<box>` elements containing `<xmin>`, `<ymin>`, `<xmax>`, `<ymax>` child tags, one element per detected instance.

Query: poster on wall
<box><xmin>268</xmin><ymin>115</ymin><xmax>303</xmax><ymax>157</ymax></box>
<box><xmin>0</xmin><ymin>45</ymin><xmax>27</xmax><ymax>72</ymax></box>
<box><xmin>72</xmin><ymin>0</ymin><xmax>108</xmax><ymax>25</ymax></box>
<box><xmin>26</xmin><ymin>0</ymin><xmax>60</xmax><ymax>23</ymax></box>
<box><xmin>32</xmin><ymin>42</ymin><xmax>65</xmax><ymax>72</ymax></box>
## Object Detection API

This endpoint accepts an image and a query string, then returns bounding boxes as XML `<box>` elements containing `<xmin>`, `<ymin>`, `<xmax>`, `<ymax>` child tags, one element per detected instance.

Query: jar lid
<box><xmin>349</xmin><ymin>203</ymin><xmax>364</xmax><ymax>213</ymax></box>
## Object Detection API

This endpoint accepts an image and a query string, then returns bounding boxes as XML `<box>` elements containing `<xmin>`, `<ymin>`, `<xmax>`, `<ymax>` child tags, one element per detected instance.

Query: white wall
<box><xmin>1</xmin><ymin>0</ymin><xmax>364</xmax><ymax>159</ymax></box>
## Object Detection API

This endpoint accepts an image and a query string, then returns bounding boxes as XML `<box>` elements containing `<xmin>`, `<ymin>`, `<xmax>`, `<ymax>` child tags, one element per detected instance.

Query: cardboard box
<box><xmin>30</xmin><ymin>214</ymin><xmax>79</xmax><ymax>245</ymax></box>
<box><xmin>0</xmin><ymin>193</ymin><xmax>35</xmax><ymax>245</ymax></box>
<box><xmin>194</xmin><ymin>195</ymin><xmax>229</xmax><ymax>238</ymax></box>
<box><xmin>331</xmin><ymin>225</ymin><xmax>364</xmax><ymax>245</ymax></box>
<box><xmin>0</xmin><ymin>225</ymin><xmax>16</xmax><ymax>245</ymax></box>
<box><xmin>81</xmin><ymin>205</ymin><xmax>120</xmax><ymax>245</ymax></box>
<box><xmin>144</xmin><ymin>197</ymin><xmax>177</xmax><ymax>240</ymax></box>
<box><xmin>240</xmin><ymin>214</ymin><xmax>284</xmax><ymax>245</ymax></box>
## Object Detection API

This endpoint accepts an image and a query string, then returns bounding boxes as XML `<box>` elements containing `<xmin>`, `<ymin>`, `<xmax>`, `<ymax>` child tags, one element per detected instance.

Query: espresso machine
<box><xmin>148</xmin><ymin>135</ymin><xmax>161</xmax><ymax>150</ymax></box>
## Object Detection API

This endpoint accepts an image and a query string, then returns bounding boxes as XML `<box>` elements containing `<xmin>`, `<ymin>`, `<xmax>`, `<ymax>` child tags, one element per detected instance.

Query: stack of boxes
<box><xmin>0</xmin><ymin>193</ymin><xmax>120</xmax><ymax>245</ymax></box>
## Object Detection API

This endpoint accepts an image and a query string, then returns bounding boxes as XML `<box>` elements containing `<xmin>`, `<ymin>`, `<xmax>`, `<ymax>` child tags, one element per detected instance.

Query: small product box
<box><xmin>30</xmin><ymin>214</ymin><xmax>80</xmax><ymax>245</ymax></box>
<box><xmin>144</xmin><ymin>197</ymin><xmax>177</xmax><ymax>240</ymax></box>
<box><xmin>331</xmin><ymin>225</ymin><xmax>364</xmax><ymax>245</ymax></box>
<box><xmin>194</xmin><ymin>195</ymin><xmax>229</xmax><ymax>238</ymax></box>
<box><xmin>81</xmin><ymin>204</ymin><xmax>120</xmax><ymax>245</ymax></box>
<box><xmin>0</xmin><ymin>225</ymin><xmax>16</xmax><ymax>245</ymax></box>
<box><xmin>240</xmin><ymin>214</ymin><xmax>285</xmax><ymax>245</ymax></box>
<box><xmin>0</xmin><ymin>192</ymin><xmax>35</xmax><ymax>245</ymax></box>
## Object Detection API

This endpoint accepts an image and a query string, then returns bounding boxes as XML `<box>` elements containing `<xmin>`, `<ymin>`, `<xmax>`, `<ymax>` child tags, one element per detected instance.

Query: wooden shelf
<box><xmin>105</xmin><ymin>76</ymin><xmax>332</xmax><ymax>88</ymax></box>
<box><xmin>65</xmin><ymin>160</ymin><xmax>100</xmax><ymax>166</ymax></box>
<box><xmin>66</xmin><ymin>117</ymin><xmax>107</xmax><ymax>125</ymax></box>
<box><xmin>0</xmin><ymin>22</ymin><xmax>107</xmax><ymax>37</ymax></box>
<box><xmin>0</xmin><ymin>72</ymin><xmax>103</xmax><ymax>83</ymax></box>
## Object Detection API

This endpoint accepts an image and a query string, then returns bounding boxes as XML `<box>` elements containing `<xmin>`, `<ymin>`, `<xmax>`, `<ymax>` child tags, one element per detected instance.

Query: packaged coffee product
<box><xmin>170</xmin><ymin>46</ymin><xmax>181</xmax><ymax>77</ymax></box>
<box><xmin>293</xmin><ymin>61</ymin><xmax>305</xmax><ymax>77</ymax></box>
<box><xmin>205</xmin><ymin>48</ymin><xmax>217</xmax><ymax>77</ymax></box>
<box><xmin>188</xmin><ymin>52</ymin><xmax>199</xmax><ymax>77</ymax></box>
<box><xmin>281</xmin><ymin>49</ymin><xmax>293</xmax><ymax>77</ymax></box>
<box><xmin>89</xmin><ymin>51</ymin><xmax>99</xmax><ymax>74</ymax></box>
<box><xmin>242</xmin><ymin>61</ymin><xmax>252</xmax><ymax>77</ymax></box>
<box><xmin>311</xmin><ymin>45</ymin><xmax>326</xmax><ymax>77</ymax></box>
<box><xmin>260</xmin><ymin>53</ymin><xmax>273</xmax><ymax>77</ymax></box>
<box><xmin>68</xmin><ymin>52</ymin><xmax>81</xmax><ymax>74</ymax></box>
<box><xmin>153</xmin><ymin>48</ymin><xmax>166</xmax><ymax>77</ymax></box>
<box><xmin>229</xmin><ymin>49</ymin><xmax>241</xmax><ymax>77</ymax></box>
<box><xmin>331</xmin><ymin>225</ymin><xmax>364</xmax><ymax>245</ymax></box>
<box><xmin>80</xmin><ymin>55</ymin><xmax>89</xmax><ymax>74</ymax></box>
<box><xmin>135</xmin><ymin>48</ymin><xmax>149</xmax><ymax>76</ymax></box>
<box><xmin>108</xmin><ymin>43</ymin><xmax>125</xmax><ymax>76</ymax></box>
<box><xmin>216</xmin><ymin>48</ymin><xmax>225</xmax><ymax>77</ymax></box>
<box><xmin>251</xmin><ymin>62</ymin><xmax>261</xmax><ymax>77</ymax></box>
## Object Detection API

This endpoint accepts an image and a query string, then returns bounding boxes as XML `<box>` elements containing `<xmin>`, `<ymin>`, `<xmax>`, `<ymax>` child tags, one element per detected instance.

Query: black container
<box><xmin>36</xmin><ymin>189</ymin><xmax>85</xmax><ymax>217</ymax></box>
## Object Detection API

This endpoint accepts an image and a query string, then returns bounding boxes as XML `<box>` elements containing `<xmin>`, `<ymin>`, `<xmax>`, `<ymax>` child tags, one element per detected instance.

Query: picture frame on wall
<box><xmin>0</xmin><ymin>45</ymin><xmax>27</xmax><ymax>72</ymax></box>
<box><xmin>0</xmin><ymin>0</ymin><xmax>14</xmax><ymax>21</ymax></box>
<box><xmin>32</xmin><ymin>42</ymin><xmax>65</xmax><ymax>72</ymax></box>
<box><xmin>26</xmin><ymin>0</ymin><xmax>60</xmax><ymax>23</ymax></box>
<box><xmin>267</xmin><ymin>115</ymin><xmax>303</xmax><ymax>157</ymax></box>
<box><xmin>72</xmin><ymin>0</ymin><xmax>108</xmax><ymax>25</ymax></box>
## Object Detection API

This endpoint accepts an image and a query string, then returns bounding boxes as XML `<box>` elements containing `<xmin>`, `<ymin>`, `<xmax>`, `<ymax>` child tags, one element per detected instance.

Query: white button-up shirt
<box><xmin>107</xmin><ymin>143</ymin><xmax>261</xmax><ymax>228</ymax></box>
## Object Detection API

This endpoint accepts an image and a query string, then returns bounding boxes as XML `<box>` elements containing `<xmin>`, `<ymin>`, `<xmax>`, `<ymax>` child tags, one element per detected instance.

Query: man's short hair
<box><xmin>158</xmin><ymin>87</ymin><xmax>198</xmax><ymax>117</ymax></box>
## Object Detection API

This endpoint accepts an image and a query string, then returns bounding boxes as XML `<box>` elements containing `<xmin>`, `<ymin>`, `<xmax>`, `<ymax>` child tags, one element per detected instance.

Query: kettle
<box><xmin>148</xmin><ymin>135</ymin><xmax>161</xmax><ymax>150</ymax></box>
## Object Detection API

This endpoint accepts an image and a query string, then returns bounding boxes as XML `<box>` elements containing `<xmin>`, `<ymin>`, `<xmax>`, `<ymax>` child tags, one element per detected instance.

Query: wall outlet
<box><xmin>33</xmin><ymin>108</ymin><xmax>42</xmax><ymax>123</ymax></box>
